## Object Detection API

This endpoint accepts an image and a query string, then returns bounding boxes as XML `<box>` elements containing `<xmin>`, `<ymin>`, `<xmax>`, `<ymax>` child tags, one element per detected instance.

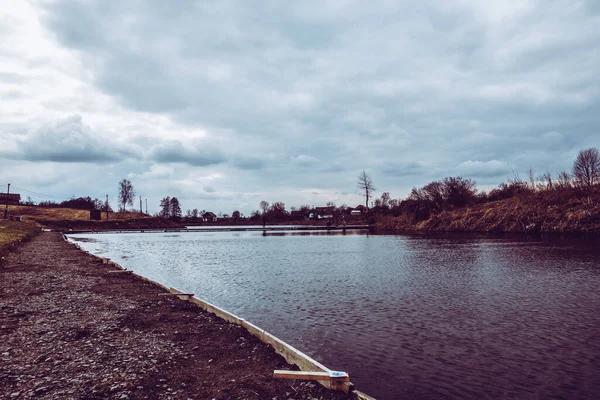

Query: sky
<box><xmin>1</xmin><ymin>0</ymin><xmax>599</xmax><ymax>215</ymax></box>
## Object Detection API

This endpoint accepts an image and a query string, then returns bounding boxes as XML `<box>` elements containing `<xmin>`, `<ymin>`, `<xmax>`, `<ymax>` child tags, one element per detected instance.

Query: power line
<box><xmin>8</xmin><ymin>185</ymin><xmax>71</xmax><ymax>200</ymax></box>
<box><xmin>5</xmin><ymin>184</ymin><xmax>106</xmax><ymax>202</ymax></box>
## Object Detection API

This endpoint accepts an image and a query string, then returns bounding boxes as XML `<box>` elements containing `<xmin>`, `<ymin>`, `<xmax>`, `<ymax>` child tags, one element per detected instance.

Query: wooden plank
<box><xmin>273</xmin><ymin>370</ymin><xmax>349</xmax><ymax>382</ymax></box>
<box><xmin>351</xmin><ymin>390</ymin><xmax>377</xmax><ymax>400</ymax></box>
<box><xmin>107</xmin><ymin>270</ymin><xmax>132</xmax><ymax>274</ymax></box>
<box><xmin>158</xmin><ymin>292</ymin><xmax>194</xmax><ymax>297</ymax></box>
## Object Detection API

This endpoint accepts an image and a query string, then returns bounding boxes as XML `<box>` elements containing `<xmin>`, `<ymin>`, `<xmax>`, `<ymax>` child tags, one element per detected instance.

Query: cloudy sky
<box><xmin>1</xmin><ymin>1</ymin><xmax>599</xmax><ymax>214</ymax></box>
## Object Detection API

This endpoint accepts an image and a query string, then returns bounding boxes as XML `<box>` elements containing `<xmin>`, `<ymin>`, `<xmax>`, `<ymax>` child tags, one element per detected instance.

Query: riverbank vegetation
<box><xmin>376</xmin><ymin>147</ymin><xmax>600</xmax><ymax>233</ymax></box>
<box><xmin>4</xmin><ymin>148</ymin><xmax>598</xmax><ymax>233</ymax></box>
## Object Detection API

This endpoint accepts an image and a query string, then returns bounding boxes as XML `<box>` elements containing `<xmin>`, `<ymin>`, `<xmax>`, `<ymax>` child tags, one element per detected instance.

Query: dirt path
<box><xmin>0</xmin><ymin>232</ymin><xmax>349</xmax><ymax>400</ymax></box>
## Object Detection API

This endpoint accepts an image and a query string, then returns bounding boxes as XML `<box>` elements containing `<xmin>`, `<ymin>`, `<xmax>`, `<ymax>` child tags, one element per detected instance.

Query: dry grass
<box><xmin>378</xmin><ymin>186</ymin><xmax>600</xmax><ymax>234</ymax></box>
<box><xmin>5</xmin><ymin>205</ymin><xmax>147</xmax><ymax>222</ymax></box>
<box><xmin>0</xmin><ymin>220</ymin><xmax>39</xmax><ymax>259</ymax></box>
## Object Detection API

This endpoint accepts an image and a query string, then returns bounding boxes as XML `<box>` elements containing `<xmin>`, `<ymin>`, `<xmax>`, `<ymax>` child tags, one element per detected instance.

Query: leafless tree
<box><xmin>573</xmin><ymin>147</ymin><xmax>600</xmax><ymax>187</ymax></box>
<box><xmin>380</xmin><ymin>192</ymin><xmax>391</xmax><ymax>208</ymax></box>
<box><xmin>118</xmin><ymin>179</ymin><xmax>135</xmax><ymax>212</ymax></box>
<box><xmin>259</xmin><ymin>200</ymin><xmax>269</xmax><ymax>215</ymax></box>
<box><xmin>357</xmin><ymin>170</ymin><xmax>375</xmax><ymax>210</ymax></box>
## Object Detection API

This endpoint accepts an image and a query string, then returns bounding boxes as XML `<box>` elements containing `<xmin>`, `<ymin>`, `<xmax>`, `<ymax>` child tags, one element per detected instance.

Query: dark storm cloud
<box><xmin>38</xmin><ymin>0</ymin><xmax>600</xmax><ymax>198</ymax></box>
<box><xmin>2</xmin><ymin>115</ymin><xmax>134</xmax><ymax>163</ymax></box>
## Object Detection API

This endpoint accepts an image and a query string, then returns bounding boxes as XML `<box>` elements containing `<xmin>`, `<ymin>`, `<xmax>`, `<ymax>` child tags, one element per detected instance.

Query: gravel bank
<box><xmin>0</xmin><ymin>232</ymin><xmax>349</xmax><ymax>400</ymax></box>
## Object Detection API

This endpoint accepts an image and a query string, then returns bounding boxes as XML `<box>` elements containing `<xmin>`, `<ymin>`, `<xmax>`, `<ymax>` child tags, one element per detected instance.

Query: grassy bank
<box><xmin>0</xmin><ymin>220</ymin><xmax>40</xmax><ymax>263</ymax></box>
<box><xmin>3</xmin><ymin>205</ymin><xmax>182</xmax><ymax>231</ymax></box>
<box><xmin>378</xmin><ymin>187</ymin><xmax>600</xmax><ymax>234</ymax></box>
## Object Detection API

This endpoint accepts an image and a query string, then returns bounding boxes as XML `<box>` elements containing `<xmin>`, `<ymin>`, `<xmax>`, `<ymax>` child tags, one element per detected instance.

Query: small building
<box><xmin>90</xmin><ymin>209</ymin><xmax>102</xmax><ymax>220</ymax></box>
<box><xmin>202</xmin><ymin>211</ymin><xmax>217</xmax><ymax>223</ymax></box>
<box><xmin>313</xmin><ymin>206</ymin><xmax>334</xmax><ymax>220</ymax></box>
<box><xmin>0</xmin><ymin>193</ymin><xmax>20</xmax><ymax>205</ymax></box>
<box><xmin>351</xmin><ymin>205</ymin><xmax>366</xmax><ymax>215</ymax></box>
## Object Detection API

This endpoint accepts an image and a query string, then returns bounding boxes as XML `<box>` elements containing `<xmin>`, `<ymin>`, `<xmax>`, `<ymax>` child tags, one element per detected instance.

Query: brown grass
<box><xmin>0</xmin><ymin>220</ymin><xmax>40</xmax><ymax>261</ymax></box>
<box><xmin>5</xmin><ymin>205</ymin><xmax>146</xmax><ymax>222</ymax></box>
<box><xmin>378</xmin><ymin>187</ymin><xmax>600</xmax><ymax>234</ymax></box>
<box><xmin>1</xmin><ymin>205</ymin><xmax>178</xmax><ymax>231</ymax></box>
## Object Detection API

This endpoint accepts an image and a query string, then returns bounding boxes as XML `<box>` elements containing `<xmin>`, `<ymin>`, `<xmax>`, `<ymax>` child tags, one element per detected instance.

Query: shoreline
<box><xmin>1</xmin><ymin>231</ymin><xmax>370</xmax><ymax>399</ymax></box>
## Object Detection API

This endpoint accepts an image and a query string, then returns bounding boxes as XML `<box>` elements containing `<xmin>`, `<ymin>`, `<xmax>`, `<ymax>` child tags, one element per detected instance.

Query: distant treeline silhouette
<box><xmin>33</xmin><ymin>196</ymin><xmax>112</xmax><ymax>212</ymax></box>
<box><xmin>16</xmin><ymin>148</ymin><xmax>599</xmax><ymax>227</ymax></box>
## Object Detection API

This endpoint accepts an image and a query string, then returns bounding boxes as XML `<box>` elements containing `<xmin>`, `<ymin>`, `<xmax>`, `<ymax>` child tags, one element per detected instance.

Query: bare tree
<box><xmin>118</xmin><ymin>179</ymin><xmax>135</xmax><ymax>212</ymax></box>
<box><xmin>380</xmin><ymin>192</ymin><xmax>391</xmax><ymax>209</ymax></box>
<box><xmin>357</xmin><ymin>170</ymin><xmax>375</xmax><ymax>211</ymax></box>
<box><xmin>259</xmin><ymin>200</ymin><xmax>269</xmax><ymax>227</ymax></box>
<box><xmin>573</xmin><ymin>147</ymin><xmax>600</xmax><ymax>187</ymax></box>
<box><xmin>259</xmin><ymin>200</ymin><xmax>269</xmax><ymax>215</ymax></box>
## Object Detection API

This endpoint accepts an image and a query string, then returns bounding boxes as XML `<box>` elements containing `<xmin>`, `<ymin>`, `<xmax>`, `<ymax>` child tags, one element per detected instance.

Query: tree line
<box><xmin>394</xmin><ymin>146</ymin><xmax>600</xmax><ymax>222</ymax></box>
<box><xmin>17</xmin><ymin>147</ymin><xmax>599</xmax><ymax>225</ymax></box>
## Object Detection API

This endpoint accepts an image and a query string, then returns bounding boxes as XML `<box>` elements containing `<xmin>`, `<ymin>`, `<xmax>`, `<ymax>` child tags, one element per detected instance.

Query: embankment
<box><xmin>4</xmin><ymin>205</ymin><xmax>184</xmax><ymax>231</ymax></box>
<box><xmin>378</xmin><ymin>190</ymin><xmax>600</xmax><ymax>234</ymax></box>
<box><xmin>38</xmin><ymin>217</ymin><xmax>182</xmax><ymax>231</ymax></box>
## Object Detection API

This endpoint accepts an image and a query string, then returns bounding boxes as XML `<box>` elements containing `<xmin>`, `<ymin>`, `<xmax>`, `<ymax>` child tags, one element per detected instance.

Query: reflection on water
<box><xmin>68</xmin><ymin>231</ymin><xmax>600</xmax><ymax>399</ymax></box>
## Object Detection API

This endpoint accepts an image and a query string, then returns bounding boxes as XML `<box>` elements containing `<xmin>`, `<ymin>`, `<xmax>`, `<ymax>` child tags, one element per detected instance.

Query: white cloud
<box><xmin>0</xmin><ymin>0</ymin><xmax>598</xmax><ymax>214</ymax></box>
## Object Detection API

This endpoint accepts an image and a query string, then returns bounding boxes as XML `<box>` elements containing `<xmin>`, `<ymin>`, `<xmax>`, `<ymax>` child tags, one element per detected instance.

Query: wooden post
<box><xmin>273</xmin><ymin>370</ymin><xmax>349</xmax><ymax>382</ymax></box>
<box><xmin>140</xmin><ymin>196</ymin><xmax>142</xmax><ymax>214</ymax></box>
<box><xmin>145</xmin><ymin>198</ymin><xmax>148</xmax><ymax>215</ymax></box>
<box><xmin>105</xmin><ymin>194</ymin><xmax>109</xmax><ymax>221</ymax></box>
<box><xmin>3</xmin><ymin>183</ymin><xmax>10</xmax><ymax>219</ymax></box>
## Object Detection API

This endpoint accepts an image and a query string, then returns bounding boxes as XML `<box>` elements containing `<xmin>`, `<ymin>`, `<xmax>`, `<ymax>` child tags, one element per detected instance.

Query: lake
<box><xmin>67</xmin><ymin>230</ymin><xmax>600</xmax><ymax>399</ymax></box>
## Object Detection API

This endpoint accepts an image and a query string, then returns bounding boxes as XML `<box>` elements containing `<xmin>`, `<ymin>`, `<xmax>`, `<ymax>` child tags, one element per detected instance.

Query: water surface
<box><xmin>68</xmin><ymin>230</ymin><xmax>600</xmax><ymax>399</ymax></box>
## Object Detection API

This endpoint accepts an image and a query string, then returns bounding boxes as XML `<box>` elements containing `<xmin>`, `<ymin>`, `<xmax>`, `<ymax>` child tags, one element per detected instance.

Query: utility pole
<box><xmin>140</xmin><ymin>196</ymin><xmax>142</xmax><ymax>214</ymax></box>
<box><xmin>3</xmin><ymin>183</ymin><xmax>10</xmax><ymax>219</ymax></box>
<box><xmin>145</xmin><ymin>198</ymin><xmax>148</xmax><ymax>215</ymax></box>
<box><xmin>105</xmin><ymin>194</ymin><xmax>109</xmax><ymax>221</ymax></box>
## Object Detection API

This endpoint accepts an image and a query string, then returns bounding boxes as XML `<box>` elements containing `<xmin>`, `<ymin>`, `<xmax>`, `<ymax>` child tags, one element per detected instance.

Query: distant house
<box><xmin>313</xmin><ymin>206</ymin><xmax>334</xmax><ymax>220</ymax></box>
<box><xmin>0</xmin><ymin>193</ymin><xmax>20</xmax><ymax>205</ymax></box>
<box><xmin>351</xmin><ymin>205</ymin><xmax>366</xmax><ymax>216</ymax></box>
<box><xmin>202</xmin><ymin>211</ymin><xmax>217</xmax><ymax>223</ymax></box>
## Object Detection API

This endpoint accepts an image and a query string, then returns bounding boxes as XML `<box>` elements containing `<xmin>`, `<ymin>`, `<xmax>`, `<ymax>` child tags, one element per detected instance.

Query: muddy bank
<box><xmin>0</xmin><ymin>232</ymin><xmax>350</xmax><ymax>400</ymax></box>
